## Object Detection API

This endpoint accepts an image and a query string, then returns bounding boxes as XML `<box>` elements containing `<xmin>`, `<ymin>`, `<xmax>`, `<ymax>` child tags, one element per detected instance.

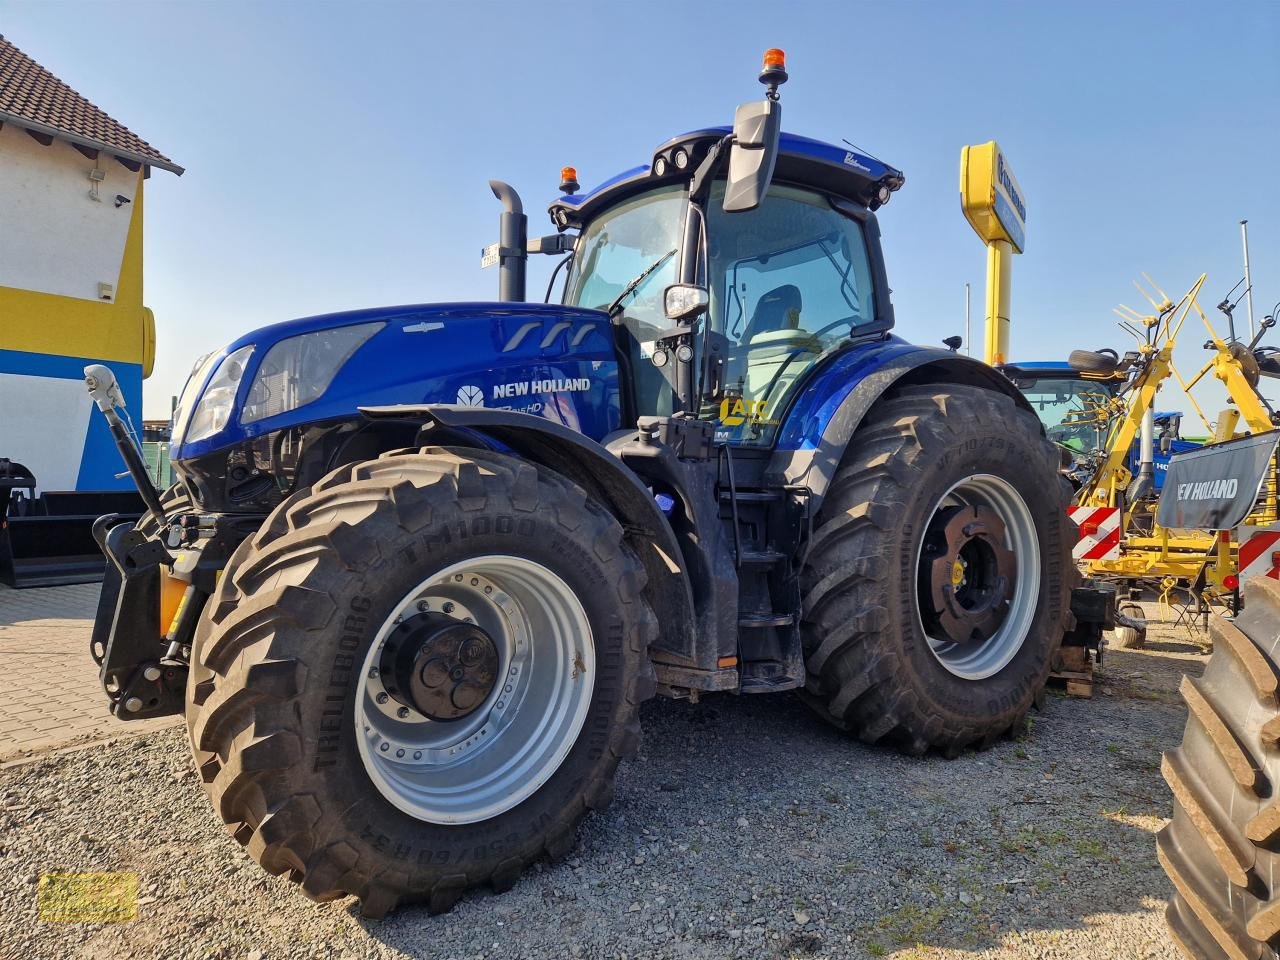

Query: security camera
<box><xmin>114</xmin><ymin>194</ymin><xmax>131</xmax><ymax>208</ymax></box>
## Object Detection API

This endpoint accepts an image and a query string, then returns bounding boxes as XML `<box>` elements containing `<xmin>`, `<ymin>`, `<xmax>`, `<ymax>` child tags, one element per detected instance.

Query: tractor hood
<box><xmin>170</xmin><ymin>302</ymin><xmax>620</xmax><ymax>461</ymax></box>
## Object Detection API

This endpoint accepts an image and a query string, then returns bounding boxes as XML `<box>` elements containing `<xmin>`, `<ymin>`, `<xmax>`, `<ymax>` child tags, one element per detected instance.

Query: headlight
<box><xmin>184</xmin><ymin>345</ymin><xmax>255</xmax><ymax>444</ymax></box>
<box><xmin>240</xmin><ymin>322</ymin><xmax>384</xmax><ymax>425</ymax></box>
<box><xmin>170</xmin><ymin>350</ymin><xmax>219</xmax><ymax>445</ymax></box>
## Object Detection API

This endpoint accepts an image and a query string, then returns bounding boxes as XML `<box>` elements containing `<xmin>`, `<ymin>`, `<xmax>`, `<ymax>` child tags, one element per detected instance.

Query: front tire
<box><xmin>186</xmin><ymin>447</ymin><xmax>656</xmax><ymax>917</ymax></box>
<box><xmin>800</xmin><ymin>384</ymin><xmax>1073</xmax><ymax>755</ymax></box>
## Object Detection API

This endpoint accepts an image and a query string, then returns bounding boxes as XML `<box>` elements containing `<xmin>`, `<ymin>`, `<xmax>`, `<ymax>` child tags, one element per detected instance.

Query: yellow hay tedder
<box><xmin>1067</xmin><ymin>274</ymin><xmax>1279</xmax><ymax>619</ymax></box>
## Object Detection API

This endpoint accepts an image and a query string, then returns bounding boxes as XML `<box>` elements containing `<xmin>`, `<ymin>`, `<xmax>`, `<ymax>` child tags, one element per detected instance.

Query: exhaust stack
<box><xmin>488</xmin><ymin>180</ymin><xmax>528</xmax><ymax>302</ymax></box>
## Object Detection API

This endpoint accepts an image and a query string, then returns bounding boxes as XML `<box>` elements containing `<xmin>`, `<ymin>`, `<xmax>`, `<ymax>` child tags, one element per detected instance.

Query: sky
<box><xmin>4</xmin><ymin>0</ymin><xmax>1278</xmax><ymax>421</ymax></box>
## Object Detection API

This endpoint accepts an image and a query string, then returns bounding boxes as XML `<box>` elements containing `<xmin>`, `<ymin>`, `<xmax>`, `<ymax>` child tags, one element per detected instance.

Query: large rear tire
<box><xmin>800</xmin><ymin>384</ymin><xmax>1074</xmax><ymax>755</ymax></box>
<box><xmin>185</xmin><ymin>447</ymin><xmax>656</xmax><ymax>917</ymax></box>
<box><xmin>1157</xmin><ymin>577</ymin><xmax>1280</xmax><ymax>959</ymax></box>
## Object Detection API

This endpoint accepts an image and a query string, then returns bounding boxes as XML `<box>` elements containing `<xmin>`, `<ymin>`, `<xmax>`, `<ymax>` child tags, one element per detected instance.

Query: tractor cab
<box><xmin>1001</xmin><ymin>360</ymin><xmax>1125</xmax><ymax>456</ymax></box>
<box><xmin>550</xmin><ymin>128</ymin><xmax>903</xmax><ymax>445</ymax></box>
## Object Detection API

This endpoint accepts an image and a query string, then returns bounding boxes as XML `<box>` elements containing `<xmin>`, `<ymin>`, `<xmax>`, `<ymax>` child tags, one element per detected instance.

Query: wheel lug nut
<box><xmin>376</xmin><ymin>692</ymin><xmax>389</xmax><ymax>704</ymax></box>
<box><xmin>417</xmin><ymin>600</ymin><xmax>430</xmax><ymax>612</ymax></box>
<box><xmin>397</xmin><ymin>707</ymin><xmax>410</xmax><ymax>719</ymax></box>
<box><xmin>368</xmin><ymin>667</ymin><xmax>379</xmax><ymax>678</ymax></box>
<box><xmin>443</xmin><ymin>602</ymin><xmax>455</xmax><ymax>614</ymax></box>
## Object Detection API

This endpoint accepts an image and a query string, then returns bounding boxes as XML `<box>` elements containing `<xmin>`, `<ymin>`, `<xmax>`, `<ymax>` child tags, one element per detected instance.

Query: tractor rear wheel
<box><xmin>185</xmin><ymin>447</ymin><xmax>656</xmax><ymax>917</ymax></box>
<box><xmin>800</xmin><ymin>384</ymin><xmax>1073</xmax><ymax>755</ymax></box>
<box><xmin>1157</xmin><ymin>576</ymin><xmax>1280</xmax><ymax>959</ymax></box>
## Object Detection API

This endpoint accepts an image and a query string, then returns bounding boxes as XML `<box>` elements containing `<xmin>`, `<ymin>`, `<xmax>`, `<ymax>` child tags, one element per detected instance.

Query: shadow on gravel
<box><xmin>1140</xmin><ymin>639</ymin><xmax>1208</xmax><ymax>655</ymax></box>
<box><xmin>363</xmin><ymin>678</ymin><xmax>1188</xmax><ymax>959</ymax></box>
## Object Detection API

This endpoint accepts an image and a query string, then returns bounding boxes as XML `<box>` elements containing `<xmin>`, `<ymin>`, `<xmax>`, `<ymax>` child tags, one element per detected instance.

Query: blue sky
<box><xmin>4</xmin><ymin>0</ymin><xmax>1278</xmax><ymax>420</ymax></box>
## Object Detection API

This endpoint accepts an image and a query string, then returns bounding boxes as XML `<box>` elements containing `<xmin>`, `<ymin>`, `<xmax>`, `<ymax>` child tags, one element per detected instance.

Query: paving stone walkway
<box><xmin>0</xmin><ymin>582</ymin><xmax>179</xmax><ymax>763</ymax></box>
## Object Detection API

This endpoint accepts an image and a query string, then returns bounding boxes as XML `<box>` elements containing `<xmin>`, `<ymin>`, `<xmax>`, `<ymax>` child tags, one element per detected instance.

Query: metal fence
<box><xmin>141</xmin><ymin>442</ymin><xmax>172</xmax><ymax>489</ymax></box>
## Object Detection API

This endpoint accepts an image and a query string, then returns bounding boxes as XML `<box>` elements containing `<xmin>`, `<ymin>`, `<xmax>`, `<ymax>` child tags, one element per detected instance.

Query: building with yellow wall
<box><xmin>0</xmin><ymin>34</ymin><xmax>181</xmax><ymax>493</ymax></box>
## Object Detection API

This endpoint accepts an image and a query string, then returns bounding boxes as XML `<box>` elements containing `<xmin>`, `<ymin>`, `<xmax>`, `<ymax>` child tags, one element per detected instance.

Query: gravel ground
<box><xmin>1</xmin><ymin>608</ymin><xmax>1206</xmax><ymax>960</ymax></box>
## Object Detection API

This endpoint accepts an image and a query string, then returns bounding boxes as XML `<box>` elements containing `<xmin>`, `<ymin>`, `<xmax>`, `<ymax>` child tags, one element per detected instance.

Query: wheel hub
<box><xmin>920</xmin><ymin>504</ymin><xmax>1017</xmax><ymax>645</ymax></box>
<box><xmin>379</xmin><ymin>613</ymin><xmax>500</xmax><ymax>721</ymax></box>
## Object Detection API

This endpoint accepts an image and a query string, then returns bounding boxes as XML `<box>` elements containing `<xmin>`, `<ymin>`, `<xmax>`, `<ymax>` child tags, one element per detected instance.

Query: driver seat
<box><xmin>741</xmin><ymin>284</ymin><xmax>803</xmax><ymax>342</ymax></box>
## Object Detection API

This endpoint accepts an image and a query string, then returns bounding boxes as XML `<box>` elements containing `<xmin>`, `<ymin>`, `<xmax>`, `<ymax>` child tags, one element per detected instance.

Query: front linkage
<box><xmin>85</xmin><ymin>364</ymin><xmax>259</xmax><ymax>721</ymax></box>
<box><xmin>92</xmin><ymin>506</ymin><xmax>257</xmax><ymax>721</ymax></box>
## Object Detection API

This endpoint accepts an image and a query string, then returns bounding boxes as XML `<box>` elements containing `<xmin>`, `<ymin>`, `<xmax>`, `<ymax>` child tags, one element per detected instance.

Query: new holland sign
<box><xmin>960</xmin><ymin>141</ymin><xmax>1026</xmax><ymax>254</ymax></box>
<box><xmin>1155</xmin><ymin>430</ymin><xmax>1280</xmax><ymax>530</ymax></box>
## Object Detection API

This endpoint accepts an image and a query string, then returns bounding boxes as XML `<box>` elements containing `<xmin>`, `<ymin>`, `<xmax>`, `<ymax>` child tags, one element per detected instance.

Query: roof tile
<box><xmin>0</xmin><ymin>34</ymin><xmax>180</xmax><ymax>173</ymax></box>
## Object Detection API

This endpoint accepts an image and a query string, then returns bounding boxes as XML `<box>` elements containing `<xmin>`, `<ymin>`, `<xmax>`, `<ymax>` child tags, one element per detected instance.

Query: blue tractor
<box><xmin>87</xmin><ymin>53</ymin><xmax>1084</xmax><ymax>916</ymax></box>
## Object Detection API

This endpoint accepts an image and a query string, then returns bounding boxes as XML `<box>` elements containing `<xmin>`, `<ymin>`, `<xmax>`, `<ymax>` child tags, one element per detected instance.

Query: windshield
<box><xmin>564</xmin><ymin>186</ymin><xmax>686</xmax><ymax>419</ymax></box>
<box><xmin>1014</xmin><ymin>376</ymin><xmax>1119</xmax><ymax>453</ymax></box>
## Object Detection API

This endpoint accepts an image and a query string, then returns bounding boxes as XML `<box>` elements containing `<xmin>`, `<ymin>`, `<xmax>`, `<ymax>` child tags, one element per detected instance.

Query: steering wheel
<box><xmin>804</xmin><ymin>316</ymin><xmax>858</xmax><ymax>341</ymax></box>
<box><xmin>743</xmin><ymin>327</ymin><xmax>822</xmax><ymax>350</ymax></box>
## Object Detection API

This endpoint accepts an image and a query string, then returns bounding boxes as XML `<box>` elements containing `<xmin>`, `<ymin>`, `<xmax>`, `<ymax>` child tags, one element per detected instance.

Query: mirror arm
<box><xmin>689</xmin><ymin>134</ymin><xmax>732</xmax><ymax>204</ymax></box>
<box><xmin>527</xmin><ymin>233</ymin><xmax>576</xmax><ymax>255</ymax></box>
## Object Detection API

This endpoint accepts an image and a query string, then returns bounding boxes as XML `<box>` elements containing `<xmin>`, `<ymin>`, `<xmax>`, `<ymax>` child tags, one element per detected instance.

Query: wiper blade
<box><xmin>606</xmin><ymin>249</ymin><xmax>677</xmax><ymax>317</ymax></box>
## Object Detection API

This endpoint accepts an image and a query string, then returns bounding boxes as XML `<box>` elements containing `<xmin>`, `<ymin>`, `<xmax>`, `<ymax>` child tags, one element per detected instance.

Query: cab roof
<box><xmin>547</xmin><ymin>127</ymin><xmax>904</xmax><ymax>229</ymax></box>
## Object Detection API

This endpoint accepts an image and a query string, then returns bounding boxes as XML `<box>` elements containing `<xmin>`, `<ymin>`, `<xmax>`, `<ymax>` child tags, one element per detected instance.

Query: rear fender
<box><xmin>767</xmin><ymin>347</ymin><xmax>1036</xmax><ymax>514</ymax></box>
<box><xmin>361</xmin><ymin>405</ymin><xmax>698</xmax><ymax>662</ymax></box>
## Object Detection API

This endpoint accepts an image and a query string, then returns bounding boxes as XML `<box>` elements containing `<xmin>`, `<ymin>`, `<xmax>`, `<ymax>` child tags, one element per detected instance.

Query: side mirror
<box><xmin>664</xmin><ymin>283</ymin><xmax>709</xmax><ymax>321</ymax></box>
<box><xmin>722</xmin><ymin>99</ymin><xmax>780</xmax><ymax>213</ymax></box>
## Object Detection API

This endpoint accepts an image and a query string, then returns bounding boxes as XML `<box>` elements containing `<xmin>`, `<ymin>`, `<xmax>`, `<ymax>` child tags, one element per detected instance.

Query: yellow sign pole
<box><xmin>960</xmin><ymin>141</ymin><xmax>1025</xmax><ymax>366</ymax></box>
<box><xmin>984</xmin><ymin>238</ymin><xmax>1012</xmax><ymax>366</ymax></box>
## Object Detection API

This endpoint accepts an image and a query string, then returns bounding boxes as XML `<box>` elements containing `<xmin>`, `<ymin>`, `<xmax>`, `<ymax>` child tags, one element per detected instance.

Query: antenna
<box><xmin>964</xmin><ymin>282</ymin><xmax>971</xmax><ymax>357</ymax></box>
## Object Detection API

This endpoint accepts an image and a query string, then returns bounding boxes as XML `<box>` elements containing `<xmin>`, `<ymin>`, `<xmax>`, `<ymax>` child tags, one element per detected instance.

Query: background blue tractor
<box><xmin>88</xmin><ymin>52</ymin><xmax>1086</xmax><ymax>916</ymax></box>
<box><xmin>1001</xmin><ymin>358</ymin><xmax>1202</xmax><ymax>490</ymax></box>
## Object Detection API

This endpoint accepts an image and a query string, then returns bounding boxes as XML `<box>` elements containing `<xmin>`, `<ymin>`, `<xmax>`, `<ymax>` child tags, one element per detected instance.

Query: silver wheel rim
<box><xmin>355</xmin><ymin>555</ymin><xmax>594</xmax><ymax>824</ymax></box>
<box><xmin>915</xmin><ymin>474</ymin><xmax>1040</xmax><ymax>680</ymax></box>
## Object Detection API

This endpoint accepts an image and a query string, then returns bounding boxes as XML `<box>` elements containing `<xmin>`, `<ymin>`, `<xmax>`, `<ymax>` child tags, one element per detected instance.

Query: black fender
<box><xmin>765</xmin><ymin>348</ymin><xmax>1037</xmax><ymax>515</ymax></box>
<box><xmin>360</xmin><ymin>404</ymin><xmax>697</xmax><ymax>658</ymax></box>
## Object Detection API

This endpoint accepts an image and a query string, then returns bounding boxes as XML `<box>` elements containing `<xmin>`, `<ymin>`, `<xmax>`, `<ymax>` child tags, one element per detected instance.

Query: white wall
<box><xmin>0</xmin><ymin>371</ymin><xmax>93</xmax><ymax>490</ymax></box>
<box><xmin>0</xmin><ymin>122</ymin><xmax>136</xmax><ymax>301</ymax></box>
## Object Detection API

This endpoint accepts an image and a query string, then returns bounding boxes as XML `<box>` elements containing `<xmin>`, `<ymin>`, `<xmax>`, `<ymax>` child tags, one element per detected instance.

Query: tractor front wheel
<box><xmin>800</xmin><ymin>384</ymin><xmax>1074</xmax><ymax>755</ymax></box>
<box><xmin>185</xmin><ymin>447</ymin><xmax>656</xmax><ymax>916</ymax></box>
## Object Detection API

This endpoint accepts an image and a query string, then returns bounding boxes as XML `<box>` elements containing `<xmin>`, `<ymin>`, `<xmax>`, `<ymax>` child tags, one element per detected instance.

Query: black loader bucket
<box><xmin>0</xmin><ymin>460</ymin><xmax>143</xmax><ymax>588</ymax></box>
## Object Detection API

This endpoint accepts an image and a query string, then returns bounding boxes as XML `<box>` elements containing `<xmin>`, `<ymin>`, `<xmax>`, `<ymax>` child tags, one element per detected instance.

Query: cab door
<box><xmin>705</xmin><ymin>183</ymin><xmax>879</xmax><ymax>445</ymax></box>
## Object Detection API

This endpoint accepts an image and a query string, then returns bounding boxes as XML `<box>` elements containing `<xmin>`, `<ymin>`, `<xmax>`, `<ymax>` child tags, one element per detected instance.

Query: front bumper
<box><xmin>90</xmin><ymin>510</ymin><xmax>260</xmax><ymax>721</ymax></box>
<box><xmin>91</xmin><ymin>515</ymin><xmax>186</xmax><ymax>720</ymax></box>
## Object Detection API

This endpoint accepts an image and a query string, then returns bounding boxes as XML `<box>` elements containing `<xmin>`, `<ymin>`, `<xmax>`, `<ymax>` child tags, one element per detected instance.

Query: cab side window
<box><xmin>707</xmin><ymin>183</ymin><xmax>876</xmax><ymax>444</ymax></box>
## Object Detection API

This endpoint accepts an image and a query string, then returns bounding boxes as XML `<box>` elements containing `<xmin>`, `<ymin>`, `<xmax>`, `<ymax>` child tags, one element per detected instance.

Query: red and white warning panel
<box><xmin>1239</xmin><ymin>524</ymin><xmax>1280</xmax><ymax>581</ymax></box>
<box><xmin>1068</xmin><ymin>506</ymin><xmax>1122</xmax><ymax>561</ymax></box>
